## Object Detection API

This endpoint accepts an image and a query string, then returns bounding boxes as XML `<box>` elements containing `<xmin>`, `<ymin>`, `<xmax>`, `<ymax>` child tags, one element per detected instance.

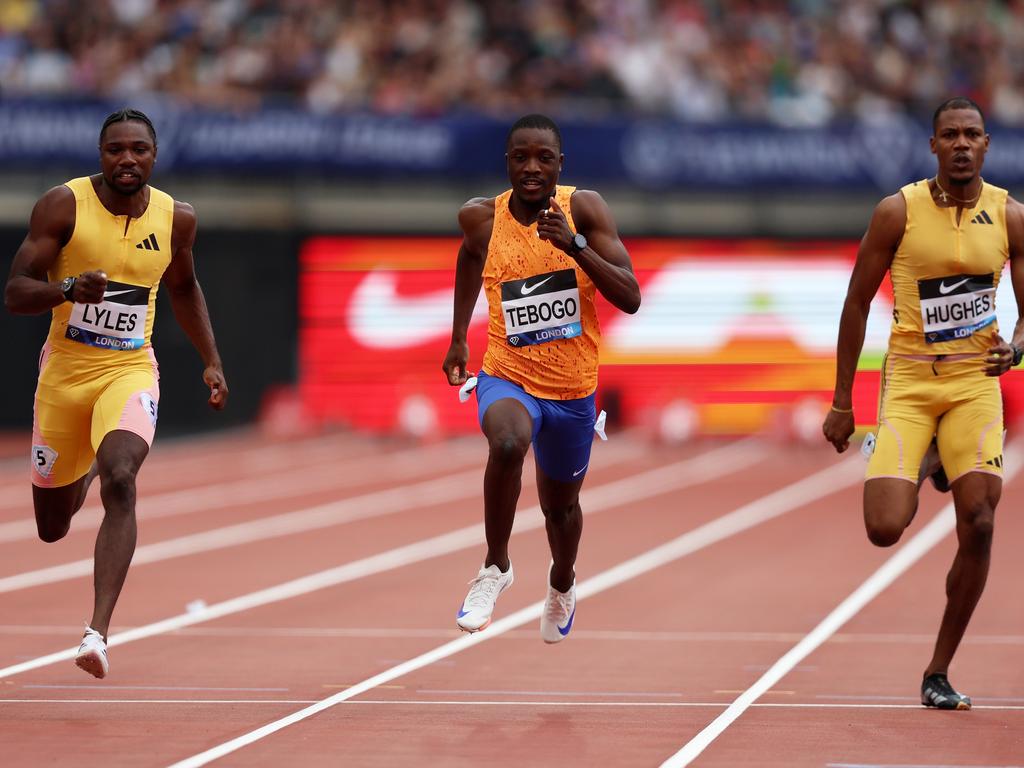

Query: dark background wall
<box><xmin>1</xmin><ymin>227</ymin><xmax>298</xmax><ymax>436</ymax></box>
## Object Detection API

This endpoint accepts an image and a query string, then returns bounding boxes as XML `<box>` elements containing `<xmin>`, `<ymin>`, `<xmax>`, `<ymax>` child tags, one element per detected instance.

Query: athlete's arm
<box><xmin>823</xmin><ymin>192</ymin><xmax>905</xmax><ymax>453</ymax></box>
<box><xmin>4</xmin><ymin>186</ymin><xmax>106</xmax><ymax>314</ymax></box>
<box><xmin>541</xmin><ymin>191</ymin><xmax>640</xmax><ymax>314</ymax></box>
<box><xmin>163</xmin><ymin>200</ymin><xmax>228</xmax><ymax>410</ymax></box>
<box><xmin>443</xmin><ymin>197</ymin><xmax>493</xmax><ymax>386</ymax></box>
<box><xmin>989</xmin><ymin>195</ymin><xmax>1024</xmax><ymax>376</ymax></box>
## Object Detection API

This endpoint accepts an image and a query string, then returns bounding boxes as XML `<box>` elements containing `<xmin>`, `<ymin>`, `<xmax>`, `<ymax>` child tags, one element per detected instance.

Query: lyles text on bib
<box><xmin>65</xmin><ymin>279</ymin><xmax>150</xmax><ymax>350</ymax></box>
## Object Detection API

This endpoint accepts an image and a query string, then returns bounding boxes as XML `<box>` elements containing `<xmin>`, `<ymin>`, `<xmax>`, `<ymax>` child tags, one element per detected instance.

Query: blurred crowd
<box><xmin>2</xmin><ymin>0</ymin><xmax>1024</xmax><ymax>125</ymax></box>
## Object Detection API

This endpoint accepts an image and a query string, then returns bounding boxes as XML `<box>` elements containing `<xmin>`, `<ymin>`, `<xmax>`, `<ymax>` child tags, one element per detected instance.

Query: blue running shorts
<box><xmin>475</xmin><ymin>371</ymin><xmax>597</xmax><ymax>483</ymax></box>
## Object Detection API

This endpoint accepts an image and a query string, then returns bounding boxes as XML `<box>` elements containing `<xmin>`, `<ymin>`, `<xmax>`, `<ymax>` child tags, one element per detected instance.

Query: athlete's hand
<box><xmin>536</xmin><ymin>196</ymin><xmax>572</xmax><ymax>252</ymax></box>
<box><xmin>985</xmin><ymin>337</ymin><xmax>1015</xmax><ymax>376</ymax></box>
<box><xmin>75</xmin><ymin>271</ymin><xmax>108</xmax><ymax>303</ymax></box>
<box><xmin>822</xmin><ymin>408</ymin><xmax>855</xmax><ymax>453</ymax></box>
<box><xmin>443</xmin><ymin>340</ymin><xmax>470</xmax><ymax>385</ymax></box>
<box><xmin>204</xmin><ymin>366</ymin><xmax>228</xmax><ymax>410</ymax></box>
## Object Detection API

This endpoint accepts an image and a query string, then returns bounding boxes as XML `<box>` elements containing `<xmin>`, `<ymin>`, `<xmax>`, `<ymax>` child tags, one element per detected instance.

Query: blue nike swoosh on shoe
<box><xmin>457</xmin><ymin>607</ymin><xmax>471</xmax><ymax>618</ymax></box>
<box><xmin>558</xmin><ymin>606</ymin><xmax>576</xmax><ymax>636</ymax></box>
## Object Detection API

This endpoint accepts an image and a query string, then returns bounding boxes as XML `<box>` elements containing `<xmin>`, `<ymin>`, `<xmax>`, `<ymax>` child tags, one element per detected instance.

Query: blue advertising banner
<box><xmin>4</xmin><ymin>99</ymin><xmax>1024</xmax><ymax>191</ymax></box>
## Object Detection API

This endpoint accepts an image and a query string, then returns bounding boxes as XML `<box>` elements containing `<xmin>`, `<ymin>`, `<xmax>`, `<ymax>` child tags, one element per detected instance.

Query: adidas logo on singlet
<box><xmin>135</xmin><ymin>233</ymin><xmax>160</xmax><ymax>251</ymax></box>
<box><xmin>970</xmin><ymin>210</ymin><xmax>993</xmax><ymax>225</ymax></box>
<box><xmin>986</xmin><ymin>455</ymin><xmax>1003</xmax><ymax>468</ymax></box>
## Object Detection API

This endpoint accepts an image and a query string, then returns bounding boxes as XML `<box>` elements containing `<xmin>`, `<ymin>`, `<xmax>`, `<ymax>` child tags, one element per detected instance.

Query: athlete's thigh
<box><xmin>936</xmin><ymin>368</ymin><xmax>1003</xmax><ymax>485</ymax></box>
<box><xmin>90</xmin><ymin>356</ymin><xmax>160</xmax><ymax>454</ymax></box>
<box><xmin>32</xmin><ymin>345</ymin><xmax>96</xmax><ymax>490</ymax></box>
<box><xmin>867</xmin><ymin>356</ymin><xmax>938</xmax><ymax>483</ymax></box>
<box><xmin>533</xmin><ymin>393</ymin><xmax>597</xmax><ymax>484</ymax></box>
<box><xmin>476</xmin><ymin>371</ymin><xmax>540</xmax><ymax>445</ymax></box>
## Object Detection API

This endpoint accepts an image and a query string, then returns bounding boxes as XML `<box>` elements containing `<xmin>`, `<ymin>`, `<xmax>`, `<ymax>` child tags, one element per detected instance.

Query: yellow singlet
<box><xmin>31</xmin><ymin>177</ymin><xmax>174</xmax><ymax>487</ymax></box>
<box><xmin>481</xmin><ymin>185</ymin><xmax>601</xmax><ymax>400</ymax></box>
<box><xmin>888</xmin><ymin>179</ymin><xmax>1009</xmax><ymax>356</ymax></box>
<box><xmin>47</xmin><ymin>176</ymin><xmax>174</xmax><ymax>358</ymax></box>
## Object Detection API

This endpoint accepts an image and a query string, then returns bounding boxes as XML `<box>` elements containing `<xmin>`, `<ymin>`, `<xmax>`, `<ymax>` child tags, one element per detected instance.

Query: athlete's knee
<box><xmin>866</xmin><ymin>522</ymin><xmax>904</xmax><ymax>548</ymax></box>
<box><xmin>99</xmin><ymin>464</ymin><xmax>139</xmax><ymax>507</ymax></box>
<box><xmin>541</xmin><ymin>499</ymin><xmax>580</xmax><ymax>525</ymax></box>
<box><xmin>958</xmin><ymin>501</ymin><xmax>995</xmax><ymax>551</ymax></box>
<box><xmin>487</xmin><ymin>434</ymin><xmax>529</xmax><ymax>466</ymax></box>
<box><xmin>36</xmin><ymin>518</ymin><xmax>70</xmax><ymax>543</ymax></box>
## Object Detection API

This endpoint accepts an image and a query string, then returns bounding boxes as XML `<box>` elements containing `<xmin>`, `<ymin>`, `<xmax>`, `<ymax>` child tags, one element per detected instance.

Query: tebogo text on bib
<box><xmin>500</xmin><ymin>268</ymin><xmax>582</xmax><ymax>347</ymax></box>
<box><xmin>918</xmin><ymin>272</ymin><xmax>996</xmax><ymax>343</ymax></box>
<box><xmin>65</xmin><ymin>280</ymin><xmax>150</xmax><ymax>350</ymax></box>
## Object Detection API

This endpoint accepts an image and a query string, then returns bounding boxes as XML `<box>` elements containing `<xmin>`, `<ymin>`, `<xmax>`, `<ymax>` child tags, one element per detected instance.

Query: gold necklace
<box><xmin>933</xmin><ymin>176</ymin><xmax>982</xmax><ymax>206</ymax></box>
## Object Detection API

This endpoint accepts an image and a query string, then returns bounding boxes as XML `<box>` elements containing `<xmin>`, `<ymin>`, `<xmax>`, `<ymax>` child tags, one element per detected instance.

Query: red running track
<box><xmin>0</xmin><ymin>428</ymin><xmax>1021</xmax><ymax>767</ymax></box>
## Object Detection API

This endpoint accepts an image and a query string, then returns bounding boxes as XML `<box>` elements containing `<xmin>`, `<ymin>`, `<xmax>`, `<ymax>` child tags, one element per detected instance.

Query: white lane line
<box><xmin>0</xmin><ymin>438</ymin><xmax>485</xmax><ymax>542</ymax></box>
<box><xmin>167</xmin><ymin>455</ymin><xmax>862</xmax><ymax>768</ymax></box>
<box><xmin>659</xmin><ymin>443</ymin><xmax>1024</xmax><ymax>768</ymax></box>
<box><xmin>0</xmin><ymin>431</ymin><xmax>650</xmax><ymax>583</ymax></box>
<box><xmin>0</xmin><ymin>438</ymin><xmax>764</xmax><ymax>679</ymax></box>
<box><xmin>828</xmin><ymin>764</ymin><xmax>1024</xmax><ymax>768</ymax></box>
<box><xmin>3</xmin><ymin>699</ymin><xmax>1024</xmax><ymax>713</ymax></box>
<box><xmin>6</xmin><ymin>625</ymin><xmax>1024</xmax><ymax>645</ymax></box>
<box><xmin>23</xmin><ymin>684</ymin><xmax>290</xmax><ymax>691</ymax></box>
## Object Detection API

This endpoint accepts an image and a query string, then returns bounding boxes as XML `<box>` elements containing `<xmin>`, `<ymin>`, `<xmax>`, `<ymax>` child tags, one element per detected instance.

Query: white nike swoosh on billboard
<box><xmin>347</xmin><ymin>271</ymin><xmax>487</xmax><ymax>349</ymax></box>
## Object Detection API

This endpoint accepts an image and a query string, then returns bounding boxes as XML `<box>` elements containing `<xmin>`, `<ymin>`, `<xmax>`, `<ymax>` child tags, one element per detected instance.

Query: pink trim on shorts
<box><xmin>878</xmin><ymin>355</ymin><xmax>905</xmax><ymax>475</ymax></box>
<box><xmin>864</xmin><ymin>474</ymin><xmax>916</xmax><ymax>485</ymax></box>
<box><xmin>946</xmin><ymin>467</ymin><xmax>1002</xmax><ymax>485</ymax></box>
<box><xmin>30</xmin><ymin>342</ymin><xmax>55</xmax><ymax>487</ymax></box>
<box><xmin>975</xmin><ymin>416</ymin><xmax>1001</xmax><ymax>469</ymax></box>
<box><xmin>115</xmin><ymin>349</ymin><xmax>160</xmax><ymax>447</ymax></box>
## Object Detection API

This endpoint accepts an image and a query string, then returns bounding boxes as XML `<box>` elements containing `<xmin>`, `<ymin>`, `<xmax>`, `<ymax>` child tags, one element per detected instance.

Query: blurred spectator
<box><xmin>2</xmin><ymin>0</ymin><xmax>1023</xmax><ymax>125</ymax></box>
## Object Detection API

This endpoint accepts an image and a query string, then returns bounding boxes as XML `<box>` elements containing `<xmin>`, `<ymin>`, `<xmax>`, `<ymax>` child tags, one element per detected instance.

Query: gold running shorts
<box><xmin>866</xmin><ymin>354</ymin><xmax>1003</xmax><ymax>485</ymax></box>
<box><xmin>31</xmin><ymin>343</ymin><xmax>160</xmax><ymax>488</ymax></box>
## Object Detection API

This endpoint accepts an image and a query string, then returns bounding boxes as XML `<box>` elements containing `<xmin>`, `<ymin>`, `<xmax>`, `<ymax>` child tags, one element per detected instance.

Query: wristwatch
<box><xmin>60</xmin><ymin>276</ymin><xmax>77</xmax><ymax>303</ymax></box>
<box><xmin>568</xmin><ymin>231</ymin><xmax>587</xmax><ymax>256</ymax></box>
<box><xmin>1012</xmin><ymin>344</ymin><xmax>1023</xmax><ymax>367</ymax></box>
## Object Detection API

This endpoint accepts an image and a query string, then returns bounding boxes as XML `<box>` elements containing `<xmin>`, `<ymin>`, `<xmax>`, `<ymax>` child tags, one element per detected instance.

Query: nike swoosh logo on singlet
<box><xmin>521</xmin><ymin>275</ymin><xmax>554</xmax><ymax>295</ymax></box>
<box><xmin>939</xmin><ymin>277</ymin><xmax>971</xmax><ymax>294</ymax></box>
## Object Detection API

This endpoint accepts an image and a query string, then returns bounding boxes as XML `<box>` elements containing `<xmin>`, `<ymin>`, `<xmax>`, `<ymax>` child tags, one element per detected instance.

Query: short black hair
<box><xmin>99</xmin><ymin>108</ymin><xmax>157</xmax><ymax>147</ymax></box>
<box><xmin>506</xmin><ymin>114</ymin><xmax>561</xmax><ymax>152</ymax></box>
<box><xmin>932</xmin><ymin>97</ymin><xmax>985</xmax><ymax>133</ymax></box>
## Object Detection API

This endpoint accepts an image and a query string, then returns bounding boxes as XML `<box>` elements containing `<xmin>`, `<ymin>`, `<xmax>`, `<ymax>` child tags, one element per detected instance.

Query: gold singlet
<box><xmin>888</xmin><ymin>179</ymin><xmax>1009</xmax><ymax>356</ymax></box>
<box><xmin>481</xmin><ymin>185</ymin><xmax>601</xmax><ymax>400</ymax></box>
<box><xmin>46</xmin><ymin>176</ymin><xmax>174</xmax><ymax>358</ymax></box>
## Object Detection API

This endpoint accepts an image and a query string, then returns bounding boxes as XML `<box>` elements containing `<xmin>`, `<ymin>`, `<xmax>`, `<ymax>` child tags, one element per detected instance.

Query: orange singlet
<box><xmin>481</xmin><ymin>185</ymin><xmax>601</xmax><ymax>400</ymax></box>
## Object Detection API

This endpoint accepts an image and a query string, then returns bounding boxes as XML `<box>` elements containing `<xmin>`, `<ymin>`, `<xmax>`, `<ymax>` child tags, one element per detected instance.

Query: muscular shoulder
<box><xmin>458</xmin><ymin>197</ymin><xmax>494</xmax><ymax>231</ymax></box>
<box><xmin>1006</xmin><ymin>195</ymin><xmax>1024</xmax><ymax>247</ymax></box>
<box><xmin>172</xmin><ymin>199</ymin><xmax>197</xmax><ymax>251</ymax></box>
<box><xmin>458</xmin><ymin>196</ymin><xmax>495</xmax><ymax>254</ymax></box>
<box><xmin>868</xmin><ymin>192</ymin><xmax>907</xmax><ymax>242</ymax></box>
<box><xmin>30</xmin><ymin>184</ymin><xmax>76</xmax><ymax>242</ymax></box>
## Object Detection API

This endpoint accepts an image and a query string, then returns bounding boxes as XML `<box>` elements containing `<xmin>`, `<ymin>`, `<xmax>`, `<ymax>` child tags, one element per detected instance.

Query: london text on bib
<box><xmin>500</xmin><ymin>268</ymin><xmax>582</xmax><ymax>347</ymax></box>
<box><xmin>918</xmin><ymin>273</ymin><xmax>996</xmax><ymax>343</ymax></box>
<box><xmin>65</xmin><ymin>280</ymin><xmax>150</xmax><ymax>350</ymax></box>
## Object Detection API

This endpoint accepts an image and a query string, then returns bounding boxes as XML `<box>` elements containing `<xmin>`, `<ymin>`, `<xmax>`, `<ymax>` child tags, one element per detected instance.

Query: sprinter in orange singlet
<box><xmin>824</xmin><ymin>97</ymin><xmax>1024</xmax><ymax>709</ymax></box>
<box><xmin>4</xmin><ymin>109</ymin><xmax>228</xmax><ymax>678</ymax></box>
<box><xmin>442</xmin><ymin>114</ymin><xmax>640</xmax><ymax>642</ymax></box>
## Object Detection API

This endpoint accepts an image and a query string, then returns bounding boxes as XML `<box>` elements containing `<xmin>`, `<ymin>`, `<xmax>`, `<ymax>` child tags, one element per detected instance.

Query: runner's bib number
<box><xmin>500</xmin><ymin>268</ymin><xmax>582</xmax><ymax>347</ymax></box>
<box><xmin>66</xmin><ymin>280</ymin><xmax>150</xmax><ymax>350</ymax></box>
<box><xmin>918</xmin><ymin>273</ymin><xmax>996</xmax><ymax>343</ymax></box>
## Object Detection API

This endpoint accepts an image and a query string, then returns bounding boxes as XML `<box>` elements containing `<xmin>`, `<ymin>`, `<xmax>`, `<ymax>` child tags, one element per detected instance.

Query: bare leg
<box><xmin>32</xmin><ymin>460</ymin><xmax>99</xmax><ymax>543</ymax></box>
<box><xmin>89</xmin><ymin>430</ymin><xmax>149</xmax><ymax>638</ymax></box>
<box><xmin>536</xmin><ymin>464</ymin><xmax>584</xmax><ymax>592</ymax></box>
<box><xmin>924</xmin><ymin>471</ymin><xmax>999</xmax><ymax>677</ymax></box>
<box><xmin>863</xmin><ymin>477</ymin><xmax>920</xmax><ymax>547</ymax></box>
<box><xmin>480</xmin><ymin>399</ymin><xmax>533</xmax><ymax>572</ymax></box>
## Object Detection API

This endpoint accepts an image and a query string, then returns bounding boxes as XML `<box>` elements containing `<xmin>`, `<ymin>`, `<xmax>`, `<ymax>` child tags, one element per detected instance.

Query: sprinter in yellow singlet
<box><xmin>442</xmin><ymin>114</ymin><xmax>640</xmax><ymax>641</ymax></box>
<box><xmin>4</xmin><ymin>109</ymin><xmax>228</xmax><ymax>678</ymax></box>
<box><xmin>824</xmin><ymin>97</ymin><xmax>1024</xmax><ymax>709</ymax></box>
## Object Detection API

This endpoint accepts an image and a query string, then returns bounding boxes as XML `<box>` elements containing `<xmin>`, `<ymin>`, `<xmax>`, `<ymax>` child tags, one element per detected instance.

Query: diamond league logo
<box><xmin>853</xmin><ymin>113</ymin><xmax>923</xmax><ymax>190</ymax></box>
